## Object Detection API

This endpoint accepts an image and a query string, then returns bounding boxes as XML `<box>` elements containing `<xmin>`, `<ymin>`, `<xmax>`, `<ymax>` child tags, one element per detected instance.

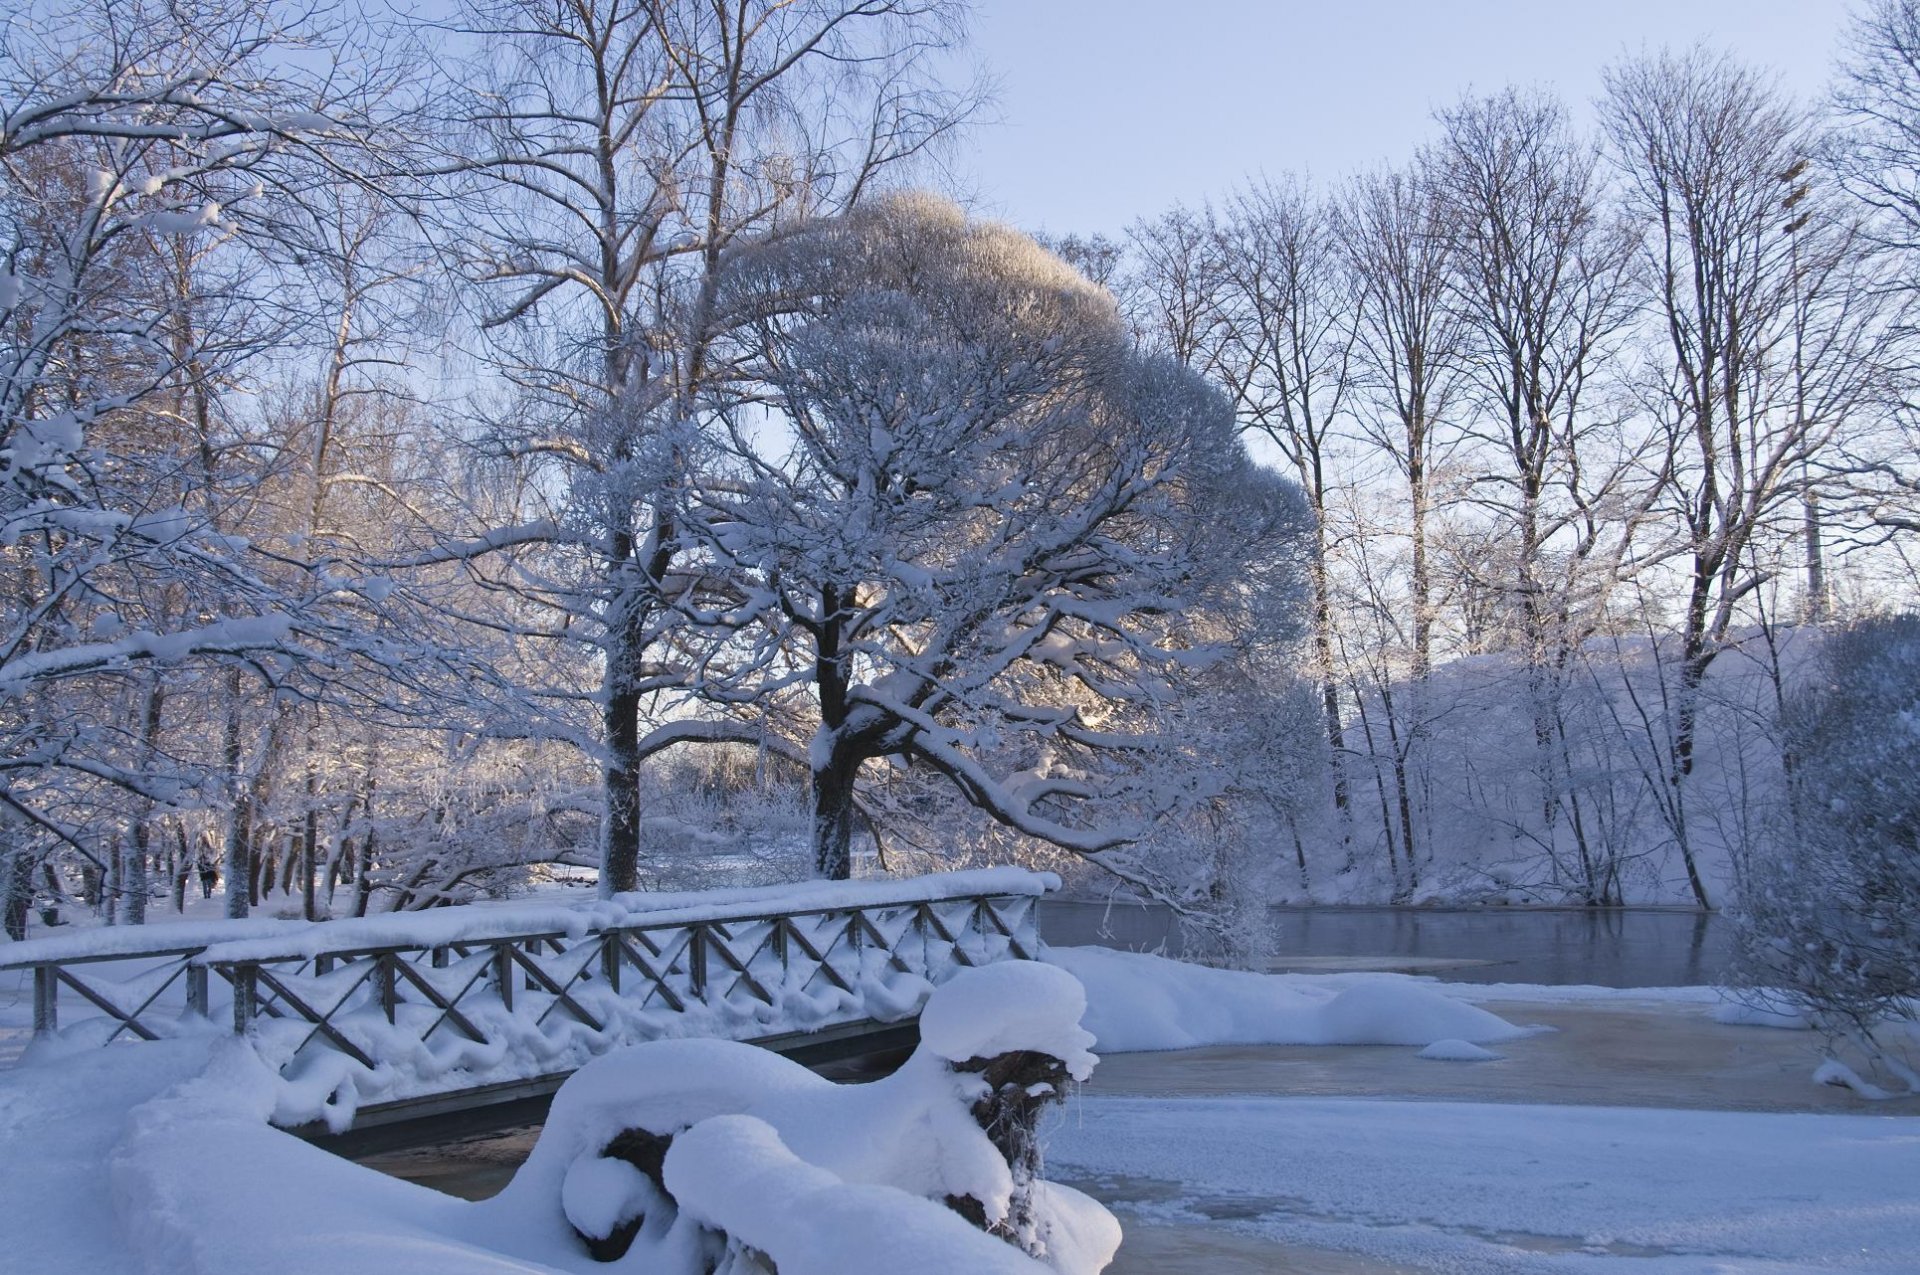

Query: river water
<box><xmin>1040</xmin><ymin>901</ymin><xmax>1729</xmax><ymax>987</ymax></box>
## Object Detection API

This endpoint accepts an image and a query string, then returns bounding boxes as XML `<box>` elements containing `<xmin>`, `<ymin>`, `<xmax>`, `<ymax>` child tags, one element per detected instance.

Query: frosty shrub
<box><xmin>1731</xmin><ymin>614</ymin><xmax>1920</xmax><ymax>1091</ymax></box>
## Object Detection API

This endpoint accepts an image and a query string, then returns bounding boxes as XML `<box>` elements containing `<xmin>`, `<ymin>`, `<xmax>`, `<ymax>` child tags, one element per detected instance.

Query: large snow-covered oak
<box><xmin>684</xmin><ymin>195</ymin><xmax>1303</xmax><ymax>879</ymax></box>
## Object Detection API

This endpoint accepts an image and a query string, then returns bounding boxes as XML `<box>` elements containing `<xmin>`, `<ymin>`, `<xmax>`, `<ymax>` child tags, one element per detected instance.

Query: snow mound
<box><xmin>1318</xmin><ymin>982</ymin><xmax>1529</xmax><ymax>1047</ymax></box>
<box><xmin>665</xmin><ymin>1113</ymin><xmax>1050</xmax><ymax>1274</ymax></box>
<box><xmin>89</xmin><ymin>961</ymin><xmax>1116</xmax><ymax>1275</ymax></box>
<box><xmin>561</xmin><ymin>1153</ymin><xmax>653</xmax><ymax>1240</ymax></box>
<box><xmin>1417</xmin><ymin>1039</ymin><xmax>1505</xmax><ymax>1062</ymax></box>
<box><xmin>919</xmin><ymin>959</ymin><xmax>1098</xmax><ymax>1080</ymax></box>
<box><xmin>1047</xmin><ymin>945</ymin><xmax>1528</xmax><ymax>1053</ymax></box>
<box><xmin>1712</xmin><ymin>998</ymin><xmax>1811</xmax><ymax>1030</ymax></box>
<box><xmin>474</xmin><ymin>961</ymin><xmax>1115</xmax><ymax>1273</ymax></box>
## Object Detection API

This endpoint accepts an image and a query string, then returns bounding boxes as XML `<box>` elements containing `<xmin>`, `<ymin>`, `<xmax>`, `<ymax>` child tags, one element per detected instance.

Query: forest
<box><xmin>3</xmin><ymin>0</ymin><xmax>1919</xmax><ymax>947</ymax></box>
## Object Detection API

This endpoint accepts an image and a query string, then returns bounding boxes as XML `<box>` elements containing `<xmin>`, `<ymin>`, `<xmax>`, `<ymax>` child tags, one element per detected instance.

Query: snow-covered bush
<box><xmin>1731</xmin><ymin>614</ymin><xmax>1920</xmax><ymax>1093</ymax></box>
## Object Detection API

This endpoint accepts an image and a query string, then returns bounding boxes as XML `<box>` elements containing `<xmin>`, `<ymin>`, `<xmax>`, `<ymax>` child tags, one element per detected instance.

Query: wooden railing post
<box><xmin>492</xmin><ymin>943</ymin><xmax>514</xmax><ymax>1012</ymax></box>
<box><xmin>231</xmin><ymin>965</ymin><xmax>257</xmax><ymax>1034</ymax></box>
<box><xmin>375</xmin><ymin>954</ymin><xmax>398</xmax><ymax>1023</ymax></box>
<box><xmin>186</xmin><ymin>965</ymin><xmax>209</xmax><ymax>1019</ymax></box>
<box><xmin>688</xmin><ymin>926</ymin><xmax>708</xmax><ymax>999</ymax></box>
<box><xmin>32</xmin><ymin>966</ymin><xmax>55</xmax><ymax>1036</ymax></box>
<box><xmin>601</xmin><ymin>932</ymin><xmax>622</xmax><ymax>993</ymax></box>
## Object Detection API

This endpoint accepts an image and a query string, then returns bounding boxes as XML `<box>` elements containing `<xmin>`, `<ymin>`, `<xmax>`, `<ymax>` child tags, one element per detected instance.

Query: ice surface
<box><xmin>1046</xmin><ymin>1095</ymin><xmax>1920</xmax><ymax>1273</ymax></box>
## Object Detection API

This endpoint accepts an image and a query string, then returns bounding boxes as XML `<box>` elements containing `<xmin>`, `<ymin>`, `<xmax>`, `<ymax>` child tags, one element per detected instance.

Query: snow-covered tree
<box><xmin>1603</xmin><ymin>48</ymin><xmax>1903</xmax><ymax>905</ymax></box>
<box><xmin>0</xmin><ymin>0</ymin><xmax>409</xmax><ymax>933</ymax></box>
<box><xmin>409</xmin><ymin>0</ymin><xmax>973</xmax><ymax>894</ymax></box>
<box><xmin>684</xmin><ymin>195</ymin><xmax>1307</xmax><ymax>879</ymax></box>
<box><xmin>1731</xmin><ymin>614</ymin><xmax>1920</xmax><ymax>1093</ymax></box>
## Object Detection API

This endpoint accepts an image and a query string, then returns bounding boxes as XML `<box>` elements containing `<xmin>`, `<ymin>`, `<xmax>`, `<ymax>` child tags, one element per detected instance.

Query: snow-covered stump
<box><xmin>942</xmin><ymin>1048</ymin><xmax>1073</xmax><ymax>1247</ymax></box>
<box><xmin>522</xmin><ymin>961</ymin><xmax>1116</xmax><ymax>1275</ymax></box>
<box><xmin>915</xmin><ymin>963</ymin><xmax>1098</xmax><ymax>1253</ymax></box>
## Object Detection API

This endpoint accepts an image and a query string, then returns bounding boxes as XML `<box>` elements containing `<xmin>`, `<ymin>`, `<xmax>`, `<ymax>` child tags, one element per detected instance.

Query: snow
<box><xmin>559</xmin><ymin>1153</ymin><xmax>651</xmax><ymax>1240</ymax></box>
<box><xmin>663</xmin><ymin>1113</ymin><xmax>1051</xmax><ymax>1275</ymax></box>
<box><xmin>0</xmin><ymin>866</ymin><xmax>1054</xmax><ymax>966</ymax></box>
<box><xmin>493</xmin><ymin>962</ymin><xmax>1116</xmax><ymax>1271</ymax></box>
<box><xmin>1417</xmin><ymin>1038</ymin><xmax>1505</xmax><ymax>1061</ymax></box>
<box><xmin>1044</xmin><ymin>1095</ymin><xmax>1920</xmax><ymax>1273</ymax></box>
<box><xmin>5</xmin><ymin>953</ymin><xmax>1917</xmax><ymax>1274</ymax></box>
<box><xmin>1048</xmin><ymin>945</ymin><xmax>1532</xmax><ymax>1052</ymax></box>
<box><xmin>1710</xmin><ymin>997</ymin><xmax>1812</xmax><ymax>1029</ymax></box>
<box><xmin>918</xmin><ymin>958</ymin><xmax>1097</xmax><ymax>1079</ymax></box>
<box><xmin>4</xmin><ymin>960</ymin><xmax>1111</xmax><ymax>1275</ymax></box>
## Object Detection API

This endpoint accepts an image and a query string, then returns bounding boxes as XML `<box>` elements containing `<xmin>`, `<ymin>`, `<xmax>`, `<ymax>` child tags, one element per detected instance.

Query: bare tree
<box><xmin>1430</xmin><ymin>88</ymin><xmax>1643</xmax><ymax>902</ymax></box>
<box><xmin>1201</xmin><ymin>180</ymin><xmax>1361</xmax><ymax>848</ymax></box>
<box><xmin>1340</xmin><ymin>164</ymin><xmax>1461</xmax><ymax>684</ymax></box>
<box><xmin>1603</xmin><ymin>48</ymin><xmax>1900</xmax><ymax>906</ymax></box>
<box><xmin>410</xmin><ymin>0</ymin><xmax>973</xmax><ymax>892</ymax></box>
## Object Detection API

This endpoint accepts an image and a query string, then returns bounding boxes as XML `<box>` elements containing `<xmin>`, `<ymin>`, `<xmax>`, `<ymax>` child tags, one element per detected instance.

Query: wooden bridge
<box><xmin>0</xmin><ymin>870</ymin><xmax>1050</xmax><ymax>1144</ymax></box>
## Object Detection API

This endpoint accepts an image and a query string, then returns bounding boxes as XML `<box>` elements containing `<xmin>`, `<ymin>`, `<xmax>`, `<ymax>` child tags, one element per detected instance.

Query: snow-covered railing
<box><xmin>1</xmin><ymin>870</ymin><xmax>1053</xmax><ymax>1116</ymax></box>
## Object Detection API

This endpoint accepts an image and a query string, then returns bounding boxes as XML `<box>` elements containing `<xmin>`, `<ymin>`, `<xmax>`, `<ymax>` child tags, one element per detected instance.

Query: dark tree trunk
<box><xmin>810</xmin><ymin>586</ymin><xmax>858</xmax><ymax>880</ymax></box>
<box><xmin>221</xmin><ymin>668</ymin><xmax>250</xmax><ymax>918</ymax></box>
<box><xmin>813</xmin><ymin>750</ymin><xmax>858</xmax><ymax>880</ymax></box>
<box><xmin>1</xmin><ymin>848</ymin><xmax>31</xmax><ymax>941</ymax></box>
<box><xmin>601</xmin><ymin>562</ymin><xmax>646</xmax><ymax>897</ymax></box>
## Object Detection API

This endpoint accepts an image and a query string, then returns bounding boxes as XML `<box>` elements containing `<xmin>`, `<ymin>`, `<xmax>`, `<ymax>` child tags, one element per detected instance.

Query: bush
<box><xmin>1731</xmin><ymin>614</ymin><xmax>1920</xmax><ymax>1093</ymax></box>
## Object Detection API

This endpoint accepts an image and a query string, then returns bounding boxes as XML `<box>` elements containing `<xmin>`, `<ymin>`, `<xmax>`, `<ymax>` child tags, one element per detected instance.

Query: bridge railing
<box><xmin>0</xmin><ymin>870</ymin><xmax>1051</xmax><ymax>1102</ymax></box>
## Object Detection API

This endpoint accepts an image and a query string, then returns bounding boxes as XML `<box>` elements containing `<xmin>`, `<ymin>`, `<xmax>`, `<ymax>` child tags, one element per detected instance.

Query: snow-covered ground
<box><xmin>3</xmin><ymin>944</ymin><xmax>1914</xmax><ymax>1273</ymax></box>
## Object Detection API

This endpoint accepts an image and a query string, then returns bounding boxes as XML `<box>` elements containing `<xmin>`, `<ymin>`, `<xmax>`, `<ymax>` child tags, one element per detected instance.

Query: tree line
<box><xmin>0</xmin><ymin>0</ymin><xmax>1312</xmax><ymax>941</ymax></box>
<box><xmin>1061</xmin><ymin>15</ymin><xmax>1920</xmax><ymax>909</ymax></box>
<box><xmin>3</xmin><ymin>0</ymin><xmax>1918</xmax><ymax>943</ymax></box>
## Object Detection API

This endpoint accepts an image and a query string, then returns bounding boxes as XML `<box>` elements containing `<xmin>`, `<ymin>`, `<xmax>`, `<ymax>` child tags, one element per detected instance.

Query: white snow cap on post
<box><xmin>917</xmin><ymin>960</ymin><xmax>1099</xmax><ymax>1081</ymax></box>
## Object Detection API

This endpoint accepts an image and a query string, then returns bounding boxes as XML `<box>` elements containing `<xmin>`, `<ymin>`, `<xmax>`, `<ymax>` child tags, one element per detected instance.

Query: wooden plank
<box><xmin>32</xmin><ymin>966</ymin><xmax>55</xmax><ymax>1035</ymax></box>
<box><xmin>387</xmin><ymin>955</ymin><xmax>489</xmax><ymax>1045</ymax></box>
<box><xmin>250</xmin><ymin>966</ymin><xmax>380</xmax><ymax>1069</ymax></box>
<box><xmin>612</xmin><ymin>934</ymin><xmax>686</xmax><ymax>1012</ymax></box>
<box><xmin>53</xmin><ymin>967</ymin><xmax>161</xmax><ymax>1041</ymax></box>
<box><xmin>508</xmin><ymin>944</ymin><xmax>604</xmax><ymax>1032</ymax></box>
<box><xmin>779</xmin><ymin>918</ymin><xmax>855</xmax><ymax>994</ymax></box>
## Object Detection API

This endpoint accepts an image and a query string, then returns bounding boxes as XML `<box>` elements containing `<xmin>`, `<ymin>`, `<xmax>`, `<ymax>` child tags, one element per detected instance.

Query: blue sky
<box><xmin>954</xmin><ymin>0</ymin><xmax>1857</xmax><ymax>238</ymax></box>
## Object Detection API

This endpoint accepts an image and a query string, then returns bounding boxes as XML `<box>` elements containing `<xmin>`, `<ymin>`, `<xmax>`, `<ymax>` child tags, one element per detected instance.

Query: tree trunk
<box><xmin>813</xmin><ymin>749</ymin><xmax>858</xmax><ymax>880</ymax></box>
<box><xmin>600</xmin><ymin>571</ymin><xmax>645</xmax><ymax>897</ymax></box>
<box><xmin>221</xmin><ymin>669</ymin><xmax>250</xmax><ymax>918</ymax></box>
<box><xmin>1</xmin><ymin>846</ymin><xmax>31</xmax><ymax>941</ymax></box>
